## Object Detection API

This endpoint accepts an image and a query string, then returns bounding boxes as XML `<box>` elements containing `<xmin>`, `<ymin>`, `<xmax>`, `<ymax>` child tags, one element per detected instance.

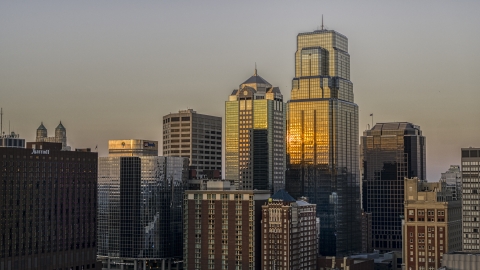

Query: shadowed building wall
<box><xmin>362</xmin><ymin>122</ymin><xmax>426</xmax><ymax>252</ymax></box>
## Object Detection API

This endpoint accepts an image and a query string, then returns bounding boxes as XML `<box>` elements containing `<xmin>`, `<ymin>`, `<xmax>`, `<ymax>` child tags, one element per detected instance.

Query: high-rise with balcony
<box><xmin>285</xmin><ymin>28</ymin><xmax>360</xmax><ymax>256</ymax></box>
<box><xmin>225</xmin><ymin>69</ymin><xmax>285</xmax><ymax>192</ymax></box>
<box><xmin>461</xmin><ymin>147</ymin><xmax>480</xmax><ymax>251</ymax></box>
<box><xmin>163</xmin><ymin>109</ymin><xmax>222</xmax><ymax>179</ymax></box>
<box><xmin>361</xmin><ymin>122</ymin><xmax>426</xmax><ymax>252</ymax></box>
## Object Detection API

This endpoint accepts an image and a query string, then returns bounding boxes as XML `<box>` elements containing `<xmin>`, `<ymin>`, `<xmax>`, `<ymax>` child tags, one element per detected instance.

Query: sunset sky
<box><xmin>1</xmin><ymin>0</ymin><xmax>479</xmax><ymax>180</ymax></box>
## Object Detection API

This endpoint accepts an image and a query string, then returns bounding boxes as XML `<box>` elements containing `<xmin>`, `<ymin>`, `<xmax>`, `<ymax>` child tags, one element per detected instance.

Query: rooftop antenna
<box><xmin>321</xmin><ymin>14</ymin><xmax>324</xmax><ymax>30</ymax></box>
<box><xmin>0</xmin><ymin>108</ymin><xmax>2</xmax><ymax>135</ymax></box>
<box><xmin>254</xmin><ymin>62</ymin><xmax>257</xmax><ymax>76</ymax></box>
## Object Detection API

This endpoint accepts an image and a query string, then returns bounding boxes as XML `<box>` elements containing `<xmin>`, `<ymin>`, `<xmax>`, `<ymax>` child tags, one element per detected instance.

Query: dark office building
<box><xmin>361</xmin><ymin>122</ymin><xmax>426</xmax><ymax>252</ymax></box>
<box><xmin>0</xmin><ymin>142</ymin><xmax>98</xmax><ymax>270</ymax></box>
<box><xmin>97</xmin><ymin>140</ymin><xmax>188</xmax><ymax>270</ymax></box>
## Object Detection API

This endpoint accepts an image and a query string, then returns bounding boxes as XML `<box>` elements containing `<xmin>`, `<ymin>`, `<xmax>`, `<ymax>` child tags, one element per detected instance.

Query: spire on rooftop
<box><xmin>37</xmin><ymin>122</ymin><xmax>46</xmax><ymax>130</ymax></box>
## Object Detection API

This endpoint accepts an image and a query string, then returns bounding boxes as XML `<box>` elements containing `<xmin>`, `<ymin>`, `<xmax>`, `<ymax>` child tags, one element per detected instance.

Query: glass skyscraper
<box><xmin>361</xmin><ymin>122</ymin><xmax>426</xmax><ymax>252</ymax></box>
<box><xmin>97</xmin><ymin>140</ymin><xmax>188</xmax><ymax>270</ymax></box>
<box><xmin>225</xmin><ymin>69</ymin><xmax>285</xmax><ymax>193</ymax></box>
<box><xmin>285</xmin><ymin>28</ymin><xmax>360</xmax><ymax>256</ymax></box>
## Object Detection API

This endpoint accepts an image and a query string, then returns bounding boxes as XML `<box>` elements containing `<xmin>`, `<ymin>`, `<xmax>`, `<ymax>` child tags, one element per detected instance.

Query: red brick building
<box><xmin>261</xmin><ymin>190</ymin><xmax>317</xmax><ymax>270</ymax></box>
<box><xmin>183</xmin><ymin>180</ymin><xmax>270</xmax><ymax>269</ymax></box>
<box><xmin>403</xmin><ymin>178</ymin><xmax>462</xmax><ymax>270</ymax></box>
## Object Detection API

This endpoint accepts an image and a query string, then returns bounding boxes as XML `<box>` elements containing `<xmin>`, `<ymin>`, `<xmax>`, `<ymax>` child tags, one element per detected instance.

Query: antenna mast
<box><xmin>0</xmin><ymin>108</ymin><xmax>2</xmax><ymax>135</ymax></box>
<box><xmin>321</xmin><ymin>15</ymin><xmax>324</xmax><ymax>30</ymax></box>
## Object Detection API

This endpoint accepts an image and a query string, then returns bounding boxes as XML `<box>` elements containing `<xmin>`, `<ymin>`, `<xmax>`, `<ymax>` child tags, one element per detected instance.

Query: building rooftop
<box><xmin>270</xmin><ymin>189</ymin><xmax>296</xmax><ymax>202</ymax></box>
<box><xmin>37</xmin><ymin>122</ymin><xmax>47</xmax><ymax>130</ymax></box>
<box><xmin>55</xmin><ymin>121</ymin><xmax>65</xmax><ymax>130</ymax></box>
<box><xmin>241</xmin><ymin>69</ymin><xmax>271</xmax><ymax>86</ymax></box>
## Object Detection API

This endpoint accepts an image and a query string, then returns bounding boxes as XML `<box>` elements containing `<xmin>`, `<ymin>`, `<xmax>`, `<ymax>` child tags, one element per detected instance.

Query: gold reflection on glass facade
<box><xmin>286</xmin><ymin>29</ymin><xmax>360</xmax><ymax>256</ymax></box>
<box><xmin>225</xmin><ymin>70</ymin><xmax>285</xmax><ymax>192</ymax></box>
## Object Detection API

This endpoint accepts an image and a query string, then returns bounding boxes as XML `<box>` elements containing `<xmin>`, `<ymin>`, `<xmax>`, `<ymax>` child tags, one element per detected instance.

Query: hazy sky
<box><xmin>1</xmin><ymin>1</ymin><xmax>479</xmax><ymax>180</ymax></box>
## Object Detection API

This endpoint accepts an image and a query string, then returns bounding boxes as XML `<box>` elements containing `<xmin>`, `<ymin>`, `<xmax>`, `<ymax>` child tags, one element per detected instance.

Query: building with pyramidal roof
<box><xmin>36</xmin><ymin>121</ymin><xmax>70</xmax><ymax>150</ymax></box>
<box><xmin>225</xmin><ymin>68</ymin><xmax>286</xmax><ymax>193</ymax></box>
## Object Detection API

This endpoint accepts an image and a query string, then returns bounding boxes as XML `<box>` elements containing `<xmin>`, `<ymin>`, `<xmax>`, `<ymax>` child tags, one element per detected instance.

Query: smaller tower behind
<box><xmin>36</xmin><ymin>122</ymin><xmax>47</xmax><ymax>141</ymax></box>
<box><xmin>36</xmin><ymin>122</ymin><xmax>70</xmax><ymax>150</ymax></box>
<box><xmin>55</xmin><ymin>121</ymin><xmax>67</xmax><ymax>149</ymax></box>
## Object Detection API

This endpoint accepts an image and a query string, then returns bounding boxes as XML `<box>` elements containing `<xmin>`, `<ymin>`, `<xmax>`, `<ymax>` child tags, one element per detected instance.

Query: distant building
<box><xmin>0</xmin><ymin>131</ymin><xmax>25</xmax><ymax>148</ymax></box>
<box><xmin>163</xmin><ymin>109</ymin><xmax>222</xmax><ymax>180</ymax></box>
<box><xmin>108</xmin><ymin>139</ymin><xmax>159</xmax><ymax>157</ymax></box>
<box><xmin>183</xmin><ymin>180</ymin><xmax>270</xmax><ymax>269</ymax></box>
<box><xmin>461</xmin><ymin>148</ymin><xmax>480</xmax><ymax>251</ymax></box>
<box><xmin>362</xmin><ymin>122</ymin><xmax>426</xmax><ymax>252</ymax></box>
<box><xmin>403</xmin><ymin>177</ymin><xmax>462</xmax><ymax>270</ymax></box>
<box><xmin>225</xmin><ymin>69</ymin><xmax>286</xmax><ymax>192</ymax></box>
<box><xmin>261</xmin><ymin>190</ymin><xmax>317</xmax><ymax>269</ymax></box>
<box><xmin>35</xmin><ymin>121</ymin><xmax>70</xmax><ymax>151</ymax></box>
<box><xmin>440</xmin><ymin>165</ymin><xmax>462</xmax><ymax>200</ymax></box>
<box><xmin>97</xmin><ymin>140</ymin><xmax>188</xmax><ymax>270</ymax></box>
<box><xmin>0</xmin><ymin>142</ymin><xmax>98</xmax><ymax>270</ymax></box>
<box><xmin>441</xmin><ymin>251</ymin><xmax>480</xmax><ymax>270</ymax></box>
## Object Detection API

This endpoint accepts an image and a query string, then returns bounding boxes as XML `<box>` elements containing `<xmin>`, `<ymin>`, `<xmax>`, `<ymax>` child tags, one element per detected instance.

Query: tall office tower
<box><xmin>461</xmin><ymin>147</ymin><xmax>480</xmax><ymax>251</ymax></box>
<box><xmin>225</xmin><ymin>69</ymin><xmax>286</xmax><ymax>192</ymax></box>
<box><xmin>0</xmin><ymin>142</ymin><xmax>98</xmax><ymax>270</ymax></box>
<box><xmin>97</xmin><ymin>140</ymin><xmax>188</xmax><ymax>270</ymax></box>
<box><xmin>403</xmin><ymin>178</ymin><xmax>462</xmax><ymax>270</ymax></box>
<box><xmin>361</xmin><ymin>122</ymin><xmax>426</xmax><ymax>252</ymax></box>
<box><xmin>163</xmin><ymin>109</ymin><xmax>222</xmax><ymax>179</ymax></box>
<box><xmin>285</xmin><ymin>28</ymin><xmax>360</xmax><ymax>256</ymax></box>
<box><xmin>35</xmin><ymin>121</ymin><xmax>71</xmax><ymax>150</ymax></box>
<box><xmin>440</xmin><ymin>165</ymin><xmax>462</xmax><ymax>200</ymax></box>
<box><xmin>183</xmin><ymin>181</ymin><xmax>270</xmax><ymax>269</ymax></box>
<box><xmin>261</xmin><ymin>190</ymin><xmax>317</xmax><ymax>270</ymax></box>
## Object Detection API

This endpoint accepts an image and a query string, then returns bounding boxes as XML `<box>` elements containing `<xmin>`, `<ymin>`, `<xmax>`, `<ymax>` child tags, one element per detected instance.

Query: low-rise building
<box><xmin>403</xmin><ymin>177</ymin><xmax>462</xmax><ymax>270</ymax></box>
<box><xmin>441</xmin><ymin>251</ymin><xmax>480</xmax><ymax>270</ymax></box>
<box><xmin>261</xmin><ymin>190</ymin><xmax>317</xmax><ymax>269</ymax></box>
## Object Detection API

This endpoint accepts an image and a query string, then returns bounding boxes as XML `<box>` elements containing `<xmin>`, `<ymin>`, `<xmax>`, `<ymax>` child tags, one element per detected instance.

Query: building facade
<box><xmin>97</xmin><ymin>140</ymin><xmax>188</xmax><ymax>270</ymax></box>
<box><xmin>441</xmin><ymin>251</ymin><xmax>480</xmax><ymax>270</ymax></box>
<box><xmin>36</xmin><ymin>122</ymin><xmax>70</xmax><ymax>151</ymax></box>
<box><xmin>163</xmin><ymin>109</ymin><xmax>222</xmax><ymax>179</ymax></box>
<box><xmin>0</xmin><ymin>142</ymin><xmax>98</xmax><ymax>270</ymax></box>
<box><xmin>225</xmin><ymin>69</ymin><xmax>286</xmax><ymax>192</ymax></box>
<box><xmin>108</xmin><ymin>139</ymin><xmax>159</xmax><ymax>157</ymax></box>
<box><xmin>362</xmin><ymin>122</ymin><xmax>426</xmax><ymax>252</ymax></box>
<box><xmin>440</xmin><ymin>165</ymin><xmax>462</xmax><ymax>201</ymax></box>
<box><xmin>183</xmin><ymin>181</ymin><xmax>270</xmax><ymax>269</ymax></box>
<box><xmin>403</xmin><ymin>178</ymin><xmax>462</xmax><ymax>270</ymax></box>
<box><xmin>0</xmin><ymin>132</ymin><xmax>25</xmax><ymax>148</ymax></box>
<box><xmin>285</xmin><ymin>28</ymin><xmax>360</xmax><ymax>256</ymax></box>
<box><xmin>261</xmin><ymin>190</ymin><xmax>317</xmax><ymax>270</ymax></box>
<box><xmin>461</xmin><ymin>148</ymin><xmax>480</xmax><ymax>251</ymax></box>
<box><xmin>361</xmin><ymin>210</ymin><xmax>373</xmax><ymax>254</ymax></box>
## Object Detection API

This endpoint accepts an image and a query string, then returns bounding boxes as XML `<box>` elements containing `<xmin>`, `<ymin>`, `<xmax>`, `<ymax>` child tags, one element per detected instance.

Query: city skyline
<box><xmin>1</xmin><ymin>1</ymin><xmax>480</xmax><ymax>181</ymax></box>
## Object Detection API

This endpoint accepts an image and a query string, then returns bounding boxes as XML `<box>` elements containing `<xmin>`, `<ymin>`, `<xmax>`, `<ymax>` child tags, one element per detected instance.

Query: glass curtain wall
<box><xmin>286</xmin><ymin>29</ymin><xmax>360</xmax><ymax>256</ymax></box>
